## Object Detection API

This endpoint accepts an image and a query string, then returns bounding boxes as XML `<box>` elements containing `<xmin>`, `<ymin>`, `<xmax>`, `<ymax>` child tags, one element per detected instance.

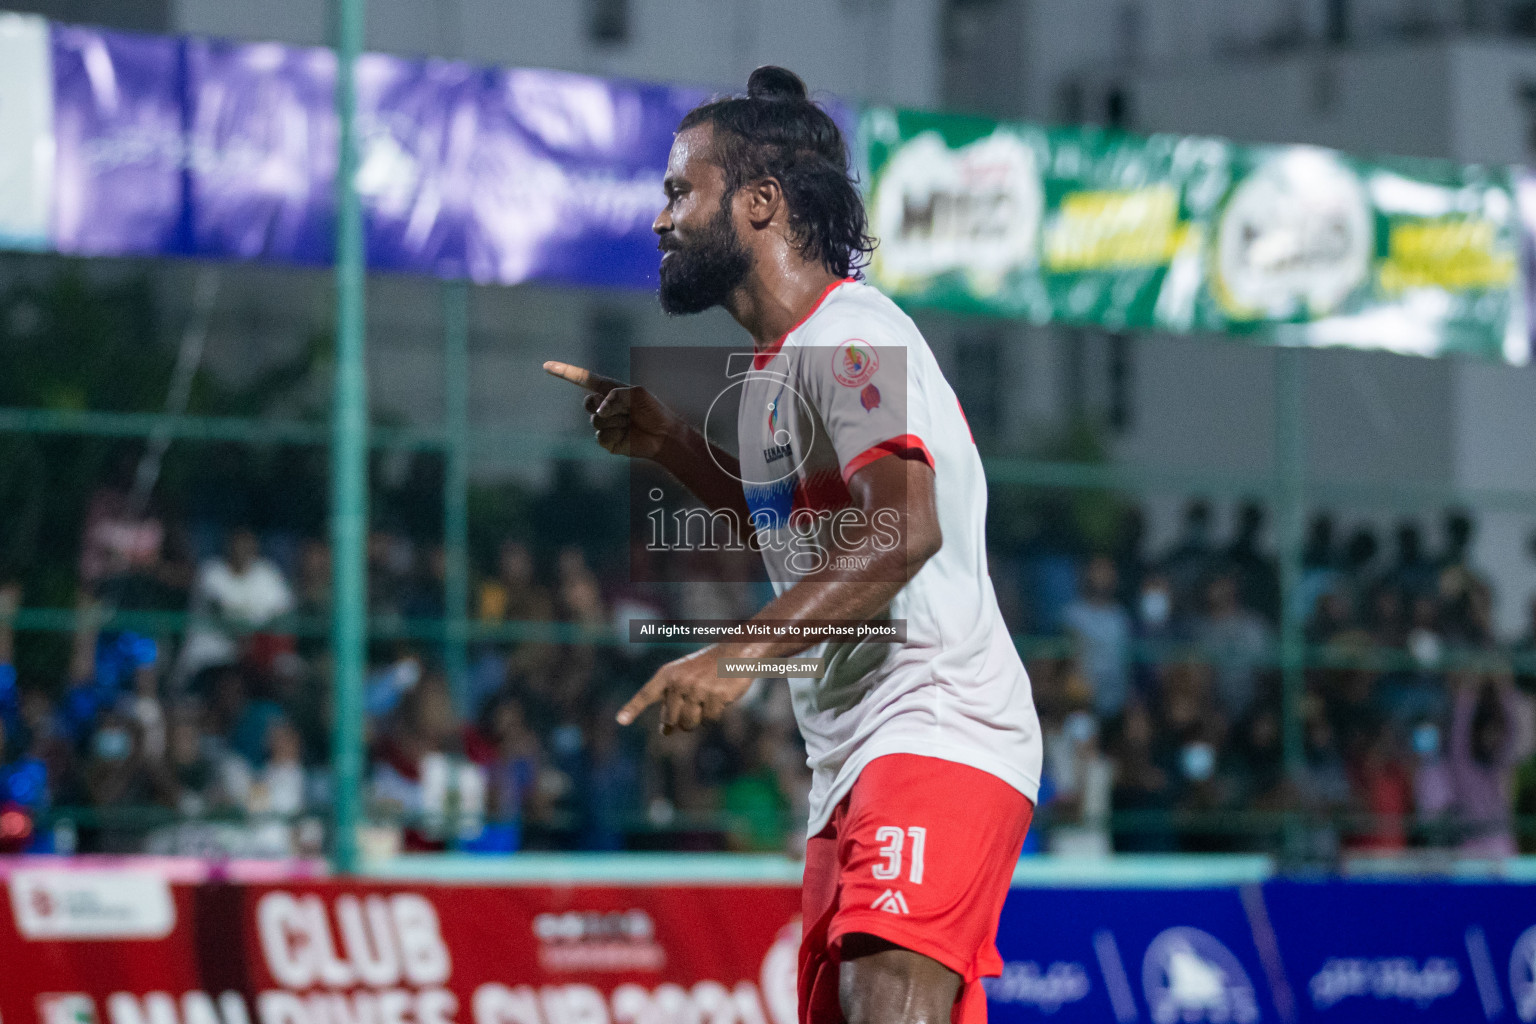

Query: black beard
<box><xmin>658</xmin><ymin>200</ymin><xmax>753</xmax><ymax>315</ymax></box>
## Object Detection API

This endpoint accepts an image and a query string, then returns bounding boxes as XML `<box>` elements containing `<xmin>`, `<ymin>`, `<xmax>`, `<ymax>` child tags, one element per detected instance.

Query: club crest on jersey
<box><xmin>832</xmin><ymin>339</ymin><xmax>879</xmax><ymax>387</ymax></box>
<box><xmin>860</xmin><ymin>383</ymin><xmax>881</xmax><ymax>411</ymax></box>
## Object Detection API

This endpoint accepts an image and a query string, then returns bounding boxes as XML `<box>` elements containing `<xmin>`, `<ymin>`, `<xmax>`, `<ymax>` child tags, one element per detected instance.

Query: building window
<box><xmin>589</xmin><ymin>0</ymin><xmax>629</xmax><ymax>45</ymax></box>
<box><xmin>1108</xmin><ymin>333</ymin><xmax>1133</xmax><ymax>432</ymax></box>
<box><xmin>1326</xmin><ymin>0</ymin><xmax>1351</xmax><ymax>44</ymax></box>
<box><xmin>1105</xmin><ymin>86</ymin><xmax>1130</xmax><ymax>129</ymax></box>
<box><xmin>1517</xmin><ymin>80</ymin><xmax>1536</xmax><ymax>156</ymax></box>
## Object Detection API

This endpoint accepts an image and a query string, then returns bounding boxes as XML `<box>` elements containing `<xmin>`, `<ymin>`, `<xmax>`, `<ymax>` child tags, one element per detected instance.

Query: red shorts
<box><xmin>798</xmin><ymin>754</ymin><xmax>1033</xmax><ymax>1024</ymax></box>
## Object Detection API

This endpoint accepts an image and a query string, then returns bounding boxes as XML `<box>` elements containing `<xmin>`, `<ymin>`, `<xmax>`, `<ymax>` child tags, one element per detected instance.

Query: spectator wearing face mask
<box><xmin>83</xmin><ymin>708</ymin><xmax>155</xmax><ymax>852</ymax></box>
<box><xmin>1132</xmin><ymin>572</ymin><xmax>1179</xmax><ymax>697</ymax></box>
<box><xmin>1410</xmin><ymin>719</ymin><xmax>1455</xmax><ymax>847</ymax></box>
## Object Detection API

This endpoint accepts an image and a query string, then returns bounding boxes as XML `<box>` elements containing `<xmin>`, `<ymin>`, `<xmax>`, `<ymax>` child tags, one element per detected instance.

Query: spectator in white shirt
<box><xmin>176</xmin><ymin>528</ymin><xmax>294</xmax><ymax>686</ymax></box>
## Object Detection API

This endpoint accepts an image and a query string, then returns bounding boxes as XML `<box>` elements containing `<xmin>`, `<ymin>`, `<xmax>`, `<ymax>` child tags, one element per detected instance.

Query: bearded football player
<box><xmin>545</xmin><ymin>66</ymin><xmax>1042</xmax><ymax>1024</ymax></box>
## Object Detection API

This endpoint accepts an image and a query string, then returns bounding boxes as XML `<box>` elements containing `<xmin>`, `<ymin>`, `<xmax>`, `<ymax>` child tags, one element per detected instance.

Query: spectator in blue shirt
<box><xmin>1064</xmin><ymin>556</ymin><xmax>1133</xmax><ymax>719</ymax></box>
<box><xmin>0</xmin><ymin>583</ymin><xmax>19</xmax><ymax>742</ymax></box>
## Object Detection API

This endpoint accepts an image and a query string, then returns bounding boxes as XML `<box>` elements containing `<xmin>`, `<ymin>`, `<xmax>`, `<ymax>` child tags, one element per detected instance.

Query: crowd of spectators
<box><xmin>1026</xmin><ymin>500</ymin><xmax>1536</xmax><ymax>860</ymax></box>
<box><xmin>3</xmin><ymin>473</ymin><xmax>1536</xmax><ymax>863</ymax></box>
<box><xmin>0</xmin><ymin>474</ymin><xmax>805</xmax><ymax>857</ymax></box>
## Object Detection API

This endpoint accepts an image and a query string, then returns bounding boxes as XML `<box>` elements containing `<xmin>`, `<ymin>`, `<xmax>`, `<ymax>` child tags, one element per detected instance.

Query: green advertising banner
<box><xmin>861</xmin><ymin>107</ymin><xmax>1527</xmax><ymax>364</ymax></box>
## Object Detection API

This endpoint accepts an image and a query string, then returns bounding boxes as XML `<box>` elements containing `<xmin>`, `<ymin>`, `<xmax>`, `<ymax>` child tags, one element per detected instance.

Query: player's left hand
<box><xmin>617</xmin><ymin>646</ymin><xmax>754</xmax><ymax>733</ymax></box>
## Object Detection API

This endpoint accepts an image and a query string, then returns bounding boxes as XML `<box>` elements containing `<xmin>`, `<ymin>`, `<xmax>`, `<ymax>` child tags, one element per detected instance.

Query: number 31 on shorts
<box><xmin>871</xmin><ymin>826</ymin><xmax>926</xmax><ymax>883</ymax></box>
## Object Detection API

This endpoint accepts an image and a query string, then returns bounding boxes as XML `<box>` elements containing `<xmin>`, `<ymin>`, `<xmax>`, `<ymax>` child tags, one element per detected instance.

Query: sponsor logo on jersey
<box><xmin>762</xmin><ymin>386</ymin><xmax>795</xmax><ymax>463</ymax></box>
<box><xmin>1141</xmin><ymin>927</ymin><xmax>1260</xmax><ymax>1024</ymax></box>
<box><xmin>860</xmin><ymin>383</ymin><xmax>881</xmax><ymax>411</ymax></box>
<box><xmin>832</xmin><ymin>340</ymin><xmax>879</xmax><ymax>387</ymax></box>
<box><xmin>870</xmin><ymin>889</ymin><xmax>910</xmax><ymax>915</ymax></box>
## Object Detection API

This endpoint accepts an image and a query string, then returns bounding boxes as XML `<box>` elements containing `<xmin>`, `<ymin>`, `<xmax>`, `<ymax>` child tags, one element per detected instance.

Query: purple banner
<box><xmin>462</xmin><ymin>68</ymin><xmax>707</xmax><ymax>287</ymax></box>
<box><xmin>353</xmin><ymin>53</ymin><xmax>480</xmax><ymax>277</ymax></box>
<box><xmin>186</xmin><ymin>37</ymin><xmax>337</xmax><ymax>265</ymax></box>
<box><xmin>52</xmin><ymin>25</ymin><xmax>186</xmax><ymax>257</ymax></box>
<box><xmin>1518</xmin><ymin>170</ymin><xmax>1536</xmax><ymax>366</ymax></box>
<box><xmin>47</xmin><ymin>23</ymin><xmax>734</xmax><ymax>287</ymax></box>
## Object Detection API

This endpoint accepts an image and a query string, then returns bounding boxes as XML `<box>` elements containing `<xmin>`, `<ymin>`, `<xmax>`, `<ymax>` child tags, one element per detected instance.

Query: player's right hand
<box><xmin>542</xmin><ymin>360</ymin><xmax>676</xmax><ymax>460</ymax></box>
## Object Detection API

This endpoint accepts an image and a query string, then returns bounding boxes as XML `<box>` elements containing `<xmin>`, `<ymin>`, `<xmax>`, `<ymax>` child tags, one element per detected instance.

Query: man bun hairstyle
<box><xmin>746</xmin><ymin>65</ymin><xmax>808</xmax><ymax>103</ymax></box>
<box><xmin>679</xmin><ymin>66</ymin><xmax>876</xmax><ymax>279</ymax></box>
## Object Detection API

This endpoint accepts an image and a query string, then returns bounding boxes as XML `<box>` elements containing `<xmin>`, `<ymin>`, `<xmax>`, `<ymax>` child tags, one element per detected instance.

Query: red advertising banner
<box><xmin>0</xmin><ymin>867</ymin><xmax>804</xmax><ymax>1024</ymax></box>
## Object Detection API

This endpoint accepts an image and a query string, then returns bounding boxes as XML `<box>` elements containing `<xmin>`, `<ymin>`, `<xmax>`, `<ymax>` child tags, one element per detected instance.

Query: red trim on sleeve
<box><xmin>956</xmin><ymin>397</ymin><xmax>975</xmax><ymax>443</ymax></box>
<box><xmin>791</xmin><ymin>468</ymin><xmax>853</xmax><ymax>515</ymax></box>
<box><xmin>841</xmin><ymin>434</ymin><xmax>935</xmax><ymax>483</ymax></box>
<box><xmin>752</xmin><ymin>277</ymin><xmax>857</xmax><ymax>369</ymax></box>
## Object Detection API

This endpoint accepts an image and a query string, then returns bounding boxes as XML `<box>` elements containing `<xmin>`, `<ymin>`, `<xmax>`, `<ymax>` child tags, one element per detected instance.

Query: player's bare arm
<box><xmin>541</xmin><ymin>360</ymin><xmax>753</xmax><ymax>527</ymax></box>
<box><xmin>616</xmin><ymin>452</ymin><xmax>941</xmax><ymax>733</ymax></box>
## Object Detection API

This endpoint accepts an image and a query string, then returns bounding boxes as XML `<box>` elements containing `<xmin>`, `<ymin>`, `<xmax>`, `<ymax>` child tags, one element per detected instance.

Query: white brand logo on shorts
<box><xmin>870</xmin><ymin>889</ymin><xmax>910</xmax><ymax>915</ymax></box>
<box><xmin>1141</xmin><ymin>927</ymin><xmax>1260</xmax><ymax>1024</ymax></box>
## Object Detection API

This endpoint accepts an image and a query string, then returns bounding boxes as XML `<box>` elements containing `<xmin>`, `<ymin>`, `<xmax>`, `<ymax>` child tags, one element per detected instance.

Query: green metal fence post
<box><xmin>1275</xmin><ymin>347</ymin><xmax>1307</xmax><ymax>785</ymax></box>
<box><xmin>329</xmin><ymin>0</ymin><xmax>368</xmax><ymax>875</ymax></box>
<box><xmin>443</xmin><ymin>281</ymin><xmax>471</xmax><ymax>716</ymax></box>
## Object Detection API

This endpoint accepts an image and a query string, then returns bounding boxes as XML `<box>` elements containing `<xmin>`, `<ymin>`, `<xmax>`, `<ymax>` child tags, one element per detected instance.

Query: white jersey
<box><xmin>735</xmin><ymin>278</ymin><xmax>1042</xmax><ymax>835</ymax></box>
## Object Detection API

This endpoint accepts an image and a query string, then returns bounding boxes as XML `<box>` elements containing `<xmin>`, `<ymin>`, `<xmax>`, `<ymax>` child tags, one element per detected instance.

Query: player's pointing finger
<box><xmin>616</xmin><ymin>672</ymin><xmax>668</xmax><ymax>726</ymax></box>
<box><xmin>542</xmin><ymin>360</ymin><xmax>625</xmax><ymax>395</ymax></box>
